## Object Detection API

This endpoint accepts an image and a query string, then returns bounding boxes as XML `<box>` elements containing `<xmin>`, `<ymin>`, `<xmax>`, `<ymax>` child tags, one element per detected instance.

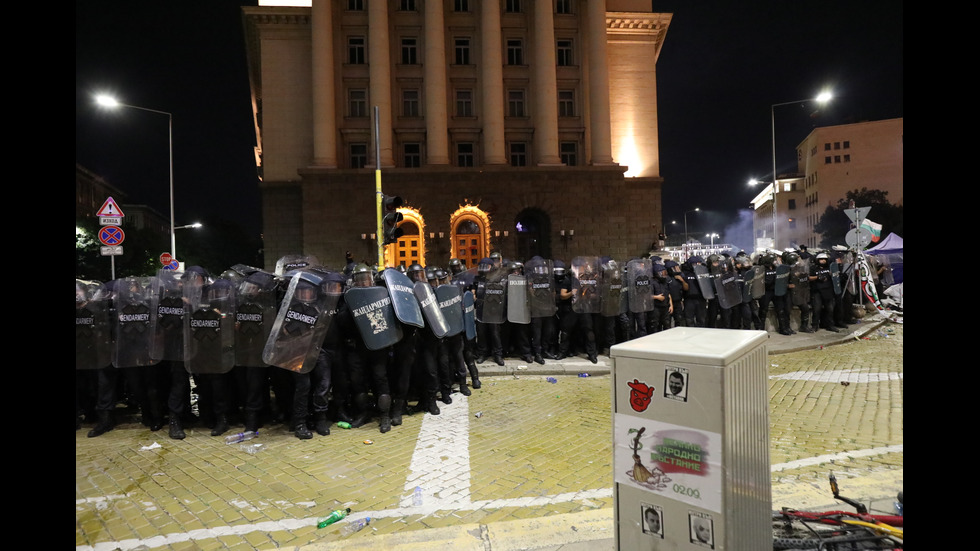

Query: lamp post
<box><xmin>706</xmin><ymin>232</ymin><xmax>719</xmax><ymax>247</ymax></box>
<box><xmin>770</xmin><ymin>91</ymin><xmax>832</xmax><ymax>250</ymax></box>
<box><xmin>684</xmin><ymin>208</ymin><xmax>700</xmax><ymax>247</ymax></box>
<box><xmin>95</xmin><ymin>94</ymin><xmax>177</xmax><ymax>260</ymax></box>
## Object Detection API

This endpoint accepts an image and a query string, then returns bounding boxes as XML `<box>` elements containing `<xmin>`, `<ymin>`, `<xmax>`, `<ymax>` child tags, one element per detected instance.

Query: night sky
<box><xmin>76</xmin><ymin>1</ymin><xmax>903</xmax><ymax>253</ymax></box>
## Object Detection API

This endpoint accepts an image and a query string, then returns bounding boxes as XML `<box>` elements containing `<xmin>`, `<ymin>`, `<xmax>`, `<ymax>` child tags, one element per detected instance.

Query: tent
<box><xmin>865</xmin><ymin>233</ymin><xmax>903</xmax><ymax>284</ymax></box>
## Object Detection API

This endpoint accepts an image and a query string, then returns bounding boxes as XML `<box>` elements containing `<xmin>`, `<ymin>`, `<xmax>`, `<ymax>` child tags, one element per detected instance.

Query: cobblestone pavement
<box><xmin>76</xmin><ymin>322</ymin><xmax>902</xmax><ymax>551</ymax></box>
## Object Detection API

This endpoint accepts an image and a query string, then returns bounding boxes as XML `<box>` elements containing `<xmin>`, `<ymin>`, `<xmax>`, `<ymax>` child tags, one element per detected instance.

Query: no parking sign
<box><xmin>99</xmin><ymin>226</ymin><xmax>125</xmax><ymax>246</ymax></box>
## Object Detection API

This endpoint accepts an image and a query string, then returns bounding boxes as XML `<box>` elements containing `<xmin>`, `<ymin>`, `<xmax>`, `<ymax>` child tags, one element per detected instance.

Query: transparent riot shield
<box><xmin>436</xmin><ymin>284</ymin><xmax>465</xmax><ymax>337</ymax></box>
<box><xmin>382</xmin><ymin>268</ymin><xmax>425</xmax><ymax>329</ymax></box>
<box><xmin>774</xmin><ymin>264</ymin><xmax>791</xmax><ymax>297</ymax></box>
<box><xmin>830</xmin><ymin>262</ymin><xmax>842</xmax><ymax>295</ymax></box>
<box><xmin>693</xmin><ymin>264</ymin><xmax>716</xmax><ymax>300</ymax></box>
<box><xmin>113</xmin><ymin>276</ymin><xmax>160</xmax><ymax>368</ymax></box>
<box><xmin>714</xmin><ymin>270</ymin><xmax>742</xmax><ymax>310</ymax></box>
<box><xmin>76</xmin><ymin>279</ymin><xmax>112</xmax><ymax>370</ymax></box>
<box><xmin>151</xmin><ymin>269</ymin><xmax>185</xmax><ymax>362</ymax></box>
<box><xmin>571</xmin><ymin>256</ymin><xmax>601</xmax><ymax>314</ymax></box>
<box><xmin>184</xmin><ymin>277</ymin><xmax>237</xmax><ymax>374</ymax></box>
<box><xmin>526</xmin><ymin>258</ymin><xmax>557</xmax><ymax>318</ymax></box>
<box><xmin>234</xmin><ymin>270</ymin><xmax>278</xmax><ymax>367</ymax></box>
<box><xmin>627</xmin><ymin>258</ymin><xmax>654</xmax><ymax>314</ymax></box>
<box><xmin>750</xmin><ymin>266</ymin><xmax>766</xmax><ymax>299</ymax></box>
<box><xmin>344</xmin><ymin>285</ymin><xmax>403</xmax><ymax>351</ymax></box>
<box><xmin>599</xmin><ymin>259</ymin><xmax>626</xmax><ymax>317</ymax></box>
<box><xmin>274</xmin><ymin>254</ymin><xmax>320</xmax><ymax>276</ymax></box>
<box><xmin>790</xmin><ymin>260</ymin><xmax>811</xmax><ymax>307</ymax></box>
<box><xmin>477</xmin><ymin>267</ymin><xmax>507</xmax><ymax>324</ymax></box>
<box><xmin>506</xmin><ymin>273</ymin><xmax>531</xmax><ymax>324</ymax></box>
<box><xmin>263</xmin><ymin>270</ymin><xmax>338</xmax><ymax>373</ymax></box>
<box><xmin>463</xmin><ymin>290</ymin><xmax>477</xmax><ymax>340</ymax></box>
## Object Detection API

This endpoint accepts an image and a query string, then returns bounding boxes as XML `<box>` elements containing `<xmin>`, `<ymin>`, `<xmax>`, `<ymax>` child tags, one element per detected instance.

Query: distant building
<box><xmin>75</xmin><ymin>163</ymin><xmax>169</xmax><ymax>236</ymax></box>
<box><xmin>751</xmin><ymin>118</ymin><xmax>903</xmax><ymax>251</ymax></box>
<box><xmin>242</xmin><ymin>0</ymin><xmax>671</xmax><ymax>271</ymax></box>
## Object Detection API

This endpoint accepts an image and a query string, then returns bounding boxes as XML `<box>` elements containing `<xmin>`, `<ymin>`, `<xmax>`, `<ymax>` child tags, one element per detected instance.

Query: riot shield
<box><xmin>415</xmin><ymin>281</ymin><xmax>450</xmax><ymax>337</ymax></box>
<box><xmin>235</xmin><ymin>270</ymin><xmax>278</xmax><ymax>367</ymax></box>
<box><xmin>436</xmin><ymin>284</ymin><xmax>465</xmax><ymax>336</ymax></box>
<box><xmin>774</xmin><ymin>264</ymin><xmax>791</xmax><ymax>297</ymax></box>
<box><xmin>151</xmin><ymin>269</ymin><xmax>185</xmax><ymax>362</ymax></box>
<box><xmin>263</xmin><ymin>271</ymin><xmax>339</xmax><ymax>372</ymax></box>
<box><xmin>113</xmin><ymin>276</ymin><xmax>160</xmax><ymax>368</ymax></box>
<box><xmin>274</xmin><ymin>254</ymin><xmax>320</xmax><ymax>276</ymax></box>
<box><xmin>790</xmin><ymin>260</ymin><xmax>811</xmax><ymax>307</ymax></box>
<box><xmin>626</xmin><ymin>258</ymin><xmax>654</xmax><ymax>313</ymax></box>
<box><xmin>571</xmin><ymin>256</ymin><xmax>601</xmax><ymax>314</ymax></box>
<box><xmin>382</xmin><ymin>268</ymin><xmax>425</xmax><ymax>329</ymax></box>
<box><xmin>599</xmin><ymin>259</ymin><xmax>627</xmax><ymax>317</ymax></box>
<box><xmin>477</xmin><ymin>268</ymin><xmax>507</xmax><ymax>324</ymax></box>
<box><xmin>830</xmin><ymin>262</ymin><xmax>842</xmax><ymax>295</ymax></box>
<box><xmin>506</xmin><ymin>273</ymin><xmax>531</xmax><ymax>324</ymax></box>
<box><xmin>184</xmin><ymin>278</ymin><xmax>237</xmax><ymax>374</ymax></box>
<box><xmin>344</xmin><ymin>285</ymin><xmax>404</xmax><ymax>350</ymax></box>
<box><xmin>714</xmin><ymin>270</ymin><xmax>742</xmax><ymax>309</ymax></box>
<box><xmin>526</xmin><ymin>258</ymin><xmax>557</xmax><ymax>318</ymax></box>
<box><xmin>693</xmin><ymin>264</ymin><xmax>716</xmax><ymax>300</ymax></box>
<box><xmin>76</xmin><ymin>279</ymin><xmax>112</xmax><ymax>370</ymax></box>
<box><xmin>749</xmin><ymin>266</ymin><xmax>766</xmax><ymax>299</ymax></box>
<box><xmin>463</xmin><ymin>290</ymin><xmax>477</xmax><ymax>340</ymax></box>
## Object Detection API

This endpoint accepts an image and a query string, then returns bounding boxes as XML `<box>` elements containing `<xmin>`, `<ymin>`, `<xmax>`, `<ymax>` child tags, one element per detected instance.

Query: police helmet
<box><xmin>425</xmin><ymin>266</ymin><xmax>440</xmax><ymax>283</ymax></box>
<box><xmin>448</xmin><ymin>258</ymin><xmax>464</xmax><ymax>275</ymax></box>
<box><xmin>508</xmin><ymin>261</ymin><xmax>524</xmax><ymax>274</ymax></box>
<box><xmin>816</xmin><ymin>252</ymin><xmax>830</xmax><ymax>263</ymax></box>
<box><xmin>553</xmin><ymin>259</ymin><xmax>566</xmax><ymax>278</ymax></box>
<box><xmin>688</xmin><ymin>256</ymin><xmax>704</xmax><ymax>265</ymax></box>
<box><xmin>322</xmin><ymin>272</ymin><xmax>346</xmax><ymax>295</ymax></box>
<box><xmin>782</xmin><ymin>251</ymin><xmax>800</xmax><ymax>266</ymax></box>
<box><xmin>407</xmin><ymin>262</ymin><xmax>425</xmax><ymax>282</ymax></box>
<box><xmin>352</xmin><ymin>263</ymin><xmax>374</xmax><ymax>287</ymax></box>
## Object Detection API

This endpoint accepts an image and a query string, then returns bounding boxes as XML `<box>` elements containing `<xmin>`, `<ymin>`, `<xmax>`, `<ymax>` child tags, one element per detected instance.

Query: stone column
<box><xmin>587</xmin><ymin>0</ymin><xmax>613</xmax><ymax>165</ymax></box>
<box><xmin>532</xmin><ymin>0</ymin><xmax>560</xmax><ymax>165</ymax></box>
<box><xmin>481</xmin><ymin>0</ymin><xmax>507</xmax><ymax>165</ymax></box>
<box><xmin>424</xmin><ymin>0</ymin><xmax>450</xmax><ymax>165</ymax></box>
<box><xmin>311</xmin><ymin>0</ymin><xmax>337</xmax><ymax>167</ymax></box>
<box><xmin>368</xmin><ymin>1</ymin><xmax>394</xmax><ymax>167</ymax></box>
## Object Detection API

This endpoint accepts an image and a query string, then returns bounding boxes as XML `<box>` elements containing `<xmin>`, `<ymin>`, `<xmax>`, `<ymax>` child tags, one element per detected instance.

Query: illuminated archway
<box><xmin>449</xmin><ymin>204</ymin><xmax>491</xmax><ymax>269</ymax></box>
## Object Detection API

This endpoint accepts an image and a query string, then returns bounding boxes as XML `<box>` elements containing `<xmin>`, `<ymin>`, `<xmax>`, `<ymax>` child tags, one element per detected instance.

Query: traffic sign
<box><xmin>101</xmin><ymin>246</ymin><xmax>123</xmax><ymax>256</ymax></box>
<box><xmin>99</xmin><ymin>216</ymin><xmax>122</xmax><ymax>226</ymax></box>
<box><xmin>844</xmin><ymin>207</ymin><xmax>871</xmax><ymax>223</ymax></box>
<box><xmin>99</xmin><ymin>226</ymin><xmax>125</xmax><ymax>246</ymax></box>
<box><xmin>845</xmin><ymin>227</ymin><xmax>873</xmax><ymax>249</ymax></box>
<box><xmin>164</xmin><ymin>260</ymin><xmax>180</xmax><ymax>271</ymax></box>
<box><xmin>160</xmin><ymin>252</ymin><xmax>173</xmax><ymax>265</ymax></box>
<box><xmin>96</xmin><ymin>197</ymin><xmax>126</xmax><ymax>218</ymax></box>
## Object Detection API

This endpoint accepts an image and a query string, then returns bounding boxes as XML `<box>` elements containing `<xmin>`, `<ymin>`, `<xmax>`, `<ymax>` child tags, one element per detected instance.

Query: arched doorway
<box><xmin>449</xmin><ymin>205</ymin><xmax>491</xmax><ymax>269</ymax></box>
<box><xmin>515</xmin><ymin>208</ymin><xmax>551</xmax><ymax>260</ymax></box>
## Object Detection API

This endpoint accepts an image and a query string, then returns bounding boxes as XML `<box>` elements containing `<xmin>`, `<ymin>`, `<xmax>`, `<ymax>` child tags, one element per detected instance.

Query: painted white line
<box><xmin>771</xmin><ymin>444</ymin><xmax>903</xmax><ymax>472</ymax></box>
<box><xmin>770</xmin><ymin>369</ymin><xmax>903</xmax><ymax>383</ymax></box>
<box><xmin>401</xmin><ymin>394</ymin><xmax>471</xmax><ymax>508</ymax></box>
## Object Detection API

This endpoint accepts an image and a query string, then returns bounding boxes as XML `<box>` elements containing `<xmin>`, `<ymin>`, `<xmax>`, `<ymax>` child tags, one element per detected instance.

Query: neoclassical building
<box><xmin>242</xmin><ymin>0</ymin><xmax>671</xmax><ymax>271</ymax></box>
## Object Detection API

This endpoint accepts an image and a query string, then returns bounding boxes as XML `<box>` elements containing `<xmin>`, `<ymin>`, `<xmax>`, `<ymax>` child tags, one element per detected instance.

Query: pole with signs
<box><xmin>96</xmin><ymin>197</ymin><xmax>126</xmax><ymax>280</ymax></box>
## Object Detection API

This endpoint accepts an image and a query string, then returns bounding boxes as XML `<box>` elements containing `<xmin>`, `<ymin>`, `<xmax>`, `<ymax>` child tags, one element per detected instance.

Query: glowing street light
<box><xmin>95</xmin><ymin>93</ymin><xmax>178</xmax><ymax>260</ymax></box>
<box><xmin>684</xmin><ymin>208</ymin><xmax>700</xmax><ymax>245</ymax></box>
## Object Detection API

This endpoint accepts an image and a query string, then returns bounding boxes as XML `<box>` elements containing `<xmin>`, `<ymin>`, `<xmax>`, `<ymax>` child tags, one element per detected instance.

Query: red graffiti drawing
<box><xmin>628</xmin><ymin>379</ymin><xmax>654</xmax><ymax>412</ymax></box>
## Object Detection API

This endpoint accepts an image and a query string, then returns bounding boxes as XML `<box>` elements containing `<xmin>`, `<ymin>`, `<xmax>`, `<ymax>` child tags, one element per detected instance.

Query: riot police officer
<box><xmin>809</xmin><ymin>252</ymin><xmax>839</xmax><ymax>333</ymax></box>
<box><xmin>681</xmin><ymin>257</ymin><xmax>706</xmax><ymax>327</ymax></box>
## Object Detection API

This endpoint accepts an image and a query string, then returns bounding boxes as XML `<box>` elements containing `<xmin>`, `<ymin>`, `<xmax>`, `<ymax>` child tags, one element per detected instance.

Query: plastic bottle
<box><xmin>578</xmin><ymin>373</ymin><xmax>591</xmax><ymax>378</ymax></box>
<box><xmin>336</xmin><ymin>422</ymin><xmax>352</xmax><ymax>430</ymax></box>
<box><xmin>317</xmin><ymin>508</ymin><xmax>351</xmax><ymax>529</ymax></box>
<box><xmin>341</xmin><ymin>517</ymin><xmax>371</xmax><ymax>536</ymax></box>
<box><xmin>240</xmin><ymin>442</ymin><xmax>263</xmax><ymax>454</ymax></box>
<box><xmin>546</xmin><ymin>377</ymin><xmax>557</xmax><ymax>384</ymax></box>
<box><xmin>224</xmin><ymin>430</ymin><xmax>258</xmax><ymax>444</ymax></box>
<box><xmin>412</xmin><ymin>486</ymin><xmax>423</xmax><ymax>506</ymax></box>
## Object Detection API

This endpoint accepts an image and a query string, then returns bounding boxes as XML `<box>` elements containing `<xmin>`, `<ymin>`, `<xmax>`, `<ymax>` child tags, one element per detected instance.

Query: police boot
<box><xmin>425</xmin><ymin>391</ymin><xmax>441</xmax><ymax>416</ymax></box>
<box><xmin>210</xmin><ymin>415</ymin><xmax>230</xmax><ymax>437</ymax></box>
<box><xmin>493</xmin><ymin>354</ymin><xmax>505</xmax><ymax>366</ymax></box>
<box><xmin>556</xmin><ymin>332</ymin><xmax>572</xmax><ymax>360</ymax></box>
<box><xmin>468</xmin><ymin>363</ymin><xmax>481</xmax><ymax>389</ymax></box>
<box><xmin>459</xmin><ymin>379</ymin><xmax>472</xmax><ymax>396</ymax></box>
<box><xmin>377</xmin><ymin>394</ymin><xmax>392</xmax><ymax>434</ymax></box>
<box><xmin>313</xmin><ymin>412</ymin><xmax>330</xmax><ymax>435</ymax></box>
<box><xmin>87</xmin><ymin>411</ymin><xmax>114</xmax><ymax>438</ymax></box>
<box><xmin>391</xmin><ymin>399</ymin><xmax>406</xmax><ymax>426</ymax></box>
<box><xmin>534</xmin><ymin>353</ymin><xmax>545</xmax><ymax>365</ymax></box>
<box><xmin>349</xmin><ymin>393</ymin><xmax>370</xmax><ymax>428</ymax></box>
<box><xmin>294</xmin><ymin>417</ymin><xmax>313</xmax><ymax>440</ymax></box>
<box><xmin>244</xmin><ymin>411</ymin><xmax>260</xmax><ymax>433</ymax></box>
<box><xmin>169</xmin><ymin>417</ymin><xmax>186</xmax><ymax>440</ymax></box>
<box><xmin>440</xmin><ymin>387</ymin><xmax>453</xmax><ymax>405</ymax></box>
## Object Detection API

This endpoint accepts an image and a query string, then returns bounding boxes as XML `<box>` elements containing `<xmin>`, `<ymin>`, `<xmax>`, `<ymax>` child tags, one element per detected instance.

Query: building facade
<box><xmin>242</xmin><ymin>0</ymin><xmax>670</xmax><ymax>271</ymax></box>
<box><xmin>751</xmin><ymin>118</ymin><xmax>903</xmax><ymax>251</ymax></box>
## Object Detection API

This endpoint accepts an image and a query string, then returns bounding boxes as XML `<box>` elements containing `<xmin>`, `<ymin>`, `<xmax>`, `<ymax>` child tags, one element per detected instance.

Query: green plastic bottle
<box><xmin>317</xmin><ymin>508</ymin><xmax>350</xmax><ymax>529</ymax></box>
<box><xmin>337</xmin><ymin>422</ymin><xmax>352</xmax><ymax>429</ymax></box>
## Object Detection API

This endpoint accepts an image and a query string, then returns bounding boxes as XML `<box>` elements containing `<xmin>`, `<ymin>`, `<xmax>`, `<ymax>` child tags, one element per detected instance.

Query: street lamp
<box><xmin>175</xmin><ymin>222</ymin><xmax>203</xmax><ymax>231</ymax></box>
<box><xmin>770</xmin><ymin>90</ymin><xmax>832</xmax><ymax>250</ymax></box>
<box><xmin>684</xmin><ymin>208</ymin><xmax>700</xmax><ymax>247</ymax></box>
<box><xmin>706</xmin><ymin>233</ymin><xmax>719</xmax><ymax>247</ymax></box>
<box><xmin>95</xmin><ymin>93</ymin><xmax>177</xmax><ymax>260</ymax></box>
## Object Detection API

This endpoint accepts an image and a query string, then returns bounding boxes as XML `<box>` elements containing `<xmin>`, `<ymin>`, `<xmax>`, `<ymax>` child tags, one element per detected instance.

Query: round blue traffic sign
<box><xmin>99</xmin><ymin>226</ymin><xmax>125</xmax><ymax>246</ymax></box>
